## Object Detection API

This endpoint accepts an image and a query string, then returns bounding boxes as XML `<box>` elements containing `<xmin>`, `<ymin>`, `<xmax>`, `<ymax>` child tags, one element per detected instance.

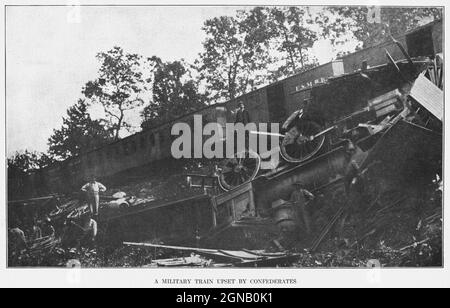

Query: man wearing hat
<box><xmin>290</xmin><ymin>182</ymin><xmax>315</xmax><ymax>234</ymax></box>
<box><xmin>233</xmin><ymin>102</ymin><xmax>251</xmax><ymax>125</ymax></box>
<box><xmin>231</xmin><ymin>102</ymin><xmax>252</xmax><ymax>150</ymax></box>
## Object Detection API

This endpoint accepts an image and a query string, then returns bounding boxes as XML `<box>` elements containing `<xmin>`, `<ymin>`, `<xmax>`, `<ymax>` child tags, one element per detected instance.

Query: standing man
<box><xmin>290</xmin><ymin>182</ymin><xmax>315</xmax><ymax>235</ymax></box>
<box><xmin>81</xmin><ymin>176</ymin><xmax>106</xmax><ymax>217</ymax></box>
<box><xmin>233</xmin><ymin>102</ymin><xmax>251</xmax><ymax>125</ymax></box>
<box><xmin>343</xmin><ymin>140</ymin><xmax>362</xmax><ymax>195</ymax></box>
<box><xmin>31</xmin><ymin>216</ymin><xmax>42</xmax><ymax>240</ymax></box>
<box><xmin>232</xmin><ymin>102</ymin><xmax>251</xmax><ymax>150</ymax></box>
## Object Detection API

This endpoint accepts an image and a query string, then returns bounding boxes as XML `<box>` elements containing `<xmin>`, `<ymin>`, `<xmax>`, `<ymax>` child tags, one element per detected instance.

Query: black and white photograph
<box><xmin>1</xmin><ymin>1</ymin><xmax>447</xmax><ymax>287</ymax></box>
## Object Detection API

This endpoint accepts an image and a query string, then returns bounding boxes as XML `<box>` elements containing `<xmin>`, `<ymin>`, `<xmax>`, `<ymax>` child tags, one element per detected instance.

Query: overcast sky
<box><xmin>6</xmin><ymin>5</ymin><xmax>349</xmax><ymax>156</ymax></box>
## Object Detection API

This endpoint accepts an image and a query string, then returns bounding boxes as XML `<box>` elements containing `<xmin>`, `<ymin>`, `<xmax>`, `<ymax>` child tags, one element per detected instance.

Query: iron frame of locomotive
<box><xmin>216</xmin><ymin>53</ymin><xmax>436</xmax><ymax>191</ymax></box>
<box><xmin>21</xmin><ymin>19</ymin><xmax>442</xmax><ymax>197</ymax></box>
<box><xmin>206</xmin><ymin>48</ymin><xmax>442</xmax><ymax>249</ymax></box>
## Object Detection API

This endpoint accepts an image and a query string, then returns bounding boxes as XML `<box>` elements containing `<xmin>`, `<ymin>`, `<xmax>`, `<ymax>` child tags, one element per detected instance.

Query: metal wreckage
<box><xmin>8</xmin><ymin>40</ymin><xmax>443</xmax><ymax>267</ymax></box>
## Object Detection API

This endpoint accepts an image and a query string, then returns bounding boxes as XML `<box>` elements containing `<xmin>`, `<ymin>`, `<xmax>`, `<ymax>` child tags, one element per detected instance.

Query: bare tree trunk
<box><xmin>298</xmin><ymin>46</ymin><xmax>305</xmax><ymax>69</ymax></box>
<box><xmin>228</xmin><ymin>66</ymin><xmax>237</xmax><ymax>100</ymax></box>
<box><xmin>281</xmin><ymin>28</ymin><xmax>297</xmax><ymax>73</ymax></box>
<box><xmin>115</xmin><ymin>111</ymin><xmax>124</xmax><ymax>140</ymax></box>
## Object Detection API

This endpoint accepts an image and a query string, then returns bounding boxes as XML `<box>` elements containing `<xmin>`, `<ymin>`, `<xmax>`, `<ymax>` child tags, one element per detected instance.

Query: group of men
<box><xmin>9</xmin><ymin>216</ymin><xmax>55</xmax><ymax>253</ymax></box>
<box><xmin>9</xmin><ymin>176</ymin><xmax>106</xmax><ymax>254</ymax></box>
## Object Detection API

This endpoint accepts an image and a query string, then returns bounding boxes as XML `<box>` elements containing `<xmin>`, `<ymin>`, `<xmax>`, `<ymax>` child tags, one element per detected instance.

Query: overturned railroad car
<box><xmin>12</xmin><ymin>19</ymin><xmax>442</xmax><ymax>197</ymax></box>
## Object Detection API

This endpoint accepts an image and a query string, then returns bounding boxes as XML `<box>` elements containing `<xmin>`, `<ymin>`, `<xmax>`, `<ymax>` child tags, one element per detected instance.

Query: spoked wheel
<box><xmin>218</xmin><ymin>151</ymin><xmax>261</xmax><ymax>191</ymax></box>
<box><xmin>280</xmin><ymin>120</ymin><xmax>325</xmax><ymax>163</ymax></box>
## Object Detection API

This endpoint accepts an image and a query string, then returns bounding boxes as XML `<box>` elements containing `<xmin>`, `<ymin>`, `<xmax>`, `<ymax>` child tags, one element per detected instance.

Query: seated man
<box><xmin>67</xmin><ymin>214</ymin><xmax>98</xmax><ymax>249</ymax></box>
<box><xmin>9</xmin><ymin>227</ymin><xmax>28</xmax><ymax>253</ymax></box>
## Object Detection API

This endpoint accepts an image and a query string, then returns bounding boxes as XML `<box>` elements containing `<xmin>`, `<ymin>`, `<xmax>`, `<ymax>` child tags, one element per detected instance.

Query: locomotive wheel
<box><xmin>280</xmin><ymin>120</ymin><xmax>325</xmax><ymax>163</ymax></box>
<box><xmin>218</xmin><ymin>151</ymin><xmax>261</xmax><ymax>191</ymax></box>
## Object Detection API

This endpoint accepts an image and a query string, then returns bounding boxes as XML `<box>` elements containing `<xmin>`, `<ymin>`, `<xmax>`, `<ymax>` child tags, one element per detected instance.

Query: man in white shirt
<box><xmin>81</xmin><ymin>176</ymin><xmax>107</xmax><ymax>216</ymax></box>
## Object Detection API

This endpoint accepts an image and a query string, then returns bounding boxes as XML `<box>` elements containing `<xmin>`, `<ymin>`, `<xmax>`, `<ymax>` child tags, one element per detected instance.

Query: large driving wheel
<box><xmin>280</xmin><ymin>120</ymin><xmax>325</xmax><ymax>163</ymax></box>
<box><xmin>218</xmin><ymin>151</ymin><xmax>261</xmax><ymax>191</ymax></box>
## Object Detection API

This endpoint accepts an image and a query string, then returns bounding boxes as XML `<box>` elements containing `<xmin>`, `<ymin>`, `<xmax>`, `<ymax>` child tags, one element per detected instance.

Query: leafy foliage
<box><xmin>7</xmin><ymin>151</ymin><xmax>54</xmax><ymax>198</ymax></box>
<box><xmin>265</xmin><ymin>7</ymin><xmax>319</xmax><ymax>79</ymax></box>
<box><xmin>7</xmin><ymin>151</ymin><xmax>53</xmax><ymax>174</ymax></box>
<box><xmin>141</xmin><ymin>57</ymin><xmax>207</xmax><ymax>129</ymax></box>
<box><xmin>195</xmin><ymin>7</ymin><xmax>325</xmax><ymax>99</ymax></box>
<box><xmin>196</xmin><ymin>10</ymin><xmax>273</xmax><ymax>101</ymax></box>
<box><xmin>320</xmin><ymin>7</ymin><xmax>442</xmax><ymax>49</ymax></box>
<box><xmin>83</xmin><ymin>46</ymin><xmax>146</xmax><ymax>139</ymax></box>
<box><xmin>48</xmin><ymin>99</ymin><xmax>114</xmax><ymax>160</ymax></box>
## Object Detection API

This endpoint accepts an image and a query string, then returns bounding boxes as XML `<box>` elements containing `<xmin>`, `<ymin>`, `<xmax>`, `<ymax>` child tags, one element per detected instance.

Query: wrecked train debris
<box><xmin>124</xmin><ymin>242</ymin><xmax>299</xmax><ymax>267</ymax></box>
<box><xmin>7</xmin><ymin>28</ymin><xmax>443</xmax><ymax>267</ymax></box>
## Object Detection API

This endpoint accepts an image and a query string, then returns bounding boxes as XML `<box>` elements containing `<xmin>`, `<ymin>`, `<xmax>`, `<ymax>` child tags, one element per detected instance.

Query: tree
<box><xmin>7</xmin><ymin>151</ymin><xmax>54</xmax><ymax>197</ymax></box>
<box><xmin>83</xmin><ymin>46</ymin><xmax>146</xmax><ymax>139</ymax></box>
<box><xmin>196</xmin><ymin>10</ymin><xmax>272</xmax><ymax>102</ymax></box>
<box><xmin>48</xmin><ymin>99</ymin><xmax>114</xmax><ymax>160</ymax></box>
<box><xmin>266</xmin><ymin>7</ymin><xmax>319</xmax><ymax>79</ymax></box>
<box><xmin>141</xmin><ymin>57</ymin><xmax>207</xmax><ymax>129</ymax></box>
<box><xmin>7</xmin><ymin>151</ymin><xmax>53</xmax><ymax>174</ymax></box>
<box><xmin>320</xmin><ymin>7</ymin><xmax>442</xmax><ymax>49</ymax></box>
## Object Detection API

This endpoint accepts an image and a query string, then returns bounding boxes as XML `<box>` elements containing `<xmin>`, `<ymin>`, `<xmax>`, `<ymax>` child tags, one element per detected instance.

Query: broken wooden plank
<box><xmin>399</xmin><ymin>238</ymin><xmax>431</xmax><ymax>252</ymax></box>
<box><xmin>123</xmin><ymin>241</ymin><xmax>291</xmax><ymax>264</ymax></box>
<box><xmin>124</xmin><ymin>242</ymin><xmax>218</xmax><ymax>254</ymax></box>
<box><xmin>310</xmin><ymin>206</ymin><xmax>345</xmax><ymax>252</ymax></box>
<box><xmin>409</xmin><ymin>74</ymin><xmax>443</xmax><ymax>121</ymax></box>
<box><xmin>8</xmin><ymin>195</ymin><xmax>62</xmax><ymax>205</ymax></box>
<box><xmin>151</xmin><ymin>255</ymin><xmax>212</xmax><ymax>267</ymax></box>
<box><xmin>350</xmin><ymin>229</ymin><xmax>376</xmax><ymax>248</ymax></box>
<box><xmin>234</xmin><ymin>254</ymin><xmax>301</xmax><ymax>267</ymax></box>
<box><xmin>375</xmin><ymin>196</ymin><xmax>407</xmax><ymax>215</ymax></box>
<box><xmin>241</xmin><ymin>249</ymin><xmax>288</xmax><ymax>258</ymax></box>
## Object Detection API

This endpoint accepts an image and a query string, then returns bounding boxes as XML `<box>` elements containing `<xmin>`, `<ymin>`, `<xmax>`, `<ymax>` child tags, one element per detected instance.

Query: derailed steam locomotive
<box><xmin>9</xmin><ymin>20</ymin><xmax>443</xmax><ymax>252</ymax></box>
